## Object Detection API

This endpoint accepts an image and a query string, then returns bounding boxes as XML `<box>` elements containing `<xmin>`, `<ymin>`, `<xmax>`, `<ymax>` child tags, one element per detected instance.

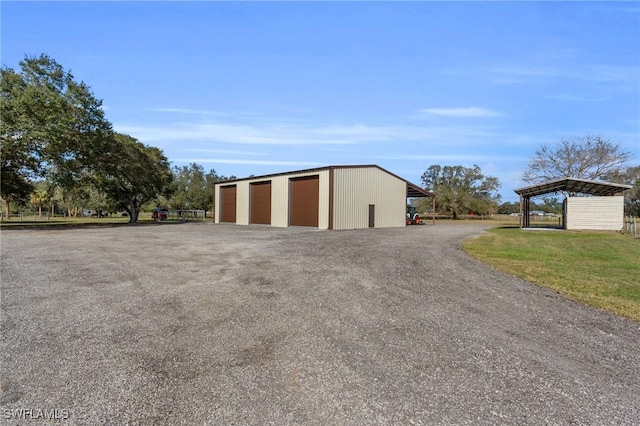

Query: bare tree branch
<box><xmin>523</xmin><ymin>135</ymin><xmax>631</xmax><ymax>183</ymax></box>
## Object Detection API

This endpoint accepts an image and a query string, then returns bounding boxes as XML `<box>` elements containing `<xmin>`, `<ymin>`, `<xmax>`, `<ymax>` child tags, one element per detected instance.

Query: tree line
<box><xmin>6</xmin><ymin>162</ymin><xmax>235</xmax><ymax>220</ymax></box>
<box><xmin>2</xmin><ymin>54</ymin><xmax>638</xmax><ymax>222</ymax></box>
<box><xmin>1</xmin><ymin>54</ymin><xmax>234</xmax><ymax>222</ymax></box>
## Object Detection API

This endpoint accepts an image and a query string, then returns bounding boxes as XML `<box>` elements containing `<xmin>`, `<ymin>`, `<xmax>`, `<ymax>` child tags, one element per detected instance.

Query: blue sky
<box><xmin>2</xmin><ymin>1</ymin><xmax>639</xmax><ymax>201</ymax></box>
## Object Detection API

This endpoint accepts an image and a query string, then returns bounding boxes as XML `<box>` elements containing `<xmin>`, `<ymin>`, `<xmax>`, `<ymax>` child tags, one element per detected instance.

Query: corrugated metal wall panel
<box><xmin>566</xmin><ymin>197</ymin><xmax>624</xmax><ymax>230</ymax></box>
<box><xmin>271</xmin><ymin>176</ymin><xmax>290</xmax><ymax>227</ymax></box>
<box><xmin>318</xmin><ymin>171</ymin><xmax>329</xmax><ymax>229</ymax></box>
<box><xmin>333</xmin><ymin>167</ymin><xmax>406</xmax><ymax>230</ymax></box>
<box><xmin>235</xmin><ymin>182</ymin><xmax>250</xmax><ymax>225</ymax></box>
<box><xmin>214</xmin><ymin>185</ymin><xmax>220</xmax><ymax>223</ymax></box>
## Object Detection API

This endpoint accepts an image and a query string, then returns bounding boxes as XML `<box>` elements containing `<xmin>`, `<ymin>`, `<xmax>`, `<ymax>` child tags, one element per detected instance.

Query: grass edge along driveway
<box><xmin>464</xmin><ymin>227</ymin><xmax>640</xmax><ymax>322</ymax></box>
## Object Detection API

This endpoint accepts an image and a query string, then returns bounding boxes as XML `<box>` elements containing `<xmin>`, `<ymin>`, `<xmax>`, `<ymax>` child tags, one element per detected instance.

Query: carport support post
<box><xmin>519</xmin><ymin>195</ymin><xmax>526</xmax><ymax>228</ymax></box>
<box><xmin>519</xmin><ymin>195</ymin><xmax>522</xmax><ymax>228</ymax></box>
<box><xmin>521</xmin><ymin>195</ymin><xmax>531</xmax><ymax>228</ymax></box>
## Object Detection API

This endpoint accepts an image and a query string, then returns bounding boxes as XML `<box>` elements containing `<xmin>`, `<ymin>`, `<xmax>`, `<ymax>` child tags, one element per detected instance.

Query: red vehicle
<box><xmin>152</xmin><ymin>208</ymin><xmax>168</xmax><ymax>221</ymax></box>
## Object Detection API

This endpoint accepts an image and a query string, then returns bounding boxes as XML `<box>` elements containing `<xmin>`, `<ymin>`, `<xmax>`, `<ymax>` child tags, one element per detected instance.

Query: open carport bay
<box><xmin>1</xmin><ymin>223</ymin><xmax>639</xmax><ymax>424</ymax></box>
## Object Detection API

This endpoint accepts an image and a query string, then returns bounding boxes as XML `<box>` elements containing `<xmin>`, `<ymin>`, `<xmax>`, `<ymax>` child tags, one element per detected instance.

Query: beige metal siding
<box><xmin>333</xmin><ymin>167</ymin><xmax>406</xmax><ymax>230</ymax></box>
<box><xmin>235</xmin><ymin>181</ymin><xmax>250</xmax><ymax>225</ymax></box>
<box><xmin>214</xmin><ymin>185</ymin><xmax>220</xmax><ymax>223</ymax></box>
<box><xmin>566</xmin><ymin>196</ymin><xmax>625</xmax><ymax>230</ymax></box>
<box><xmin>271</xmin><ymin>176</ymin><xmax>290</xmax><ymax>227</ymax></box>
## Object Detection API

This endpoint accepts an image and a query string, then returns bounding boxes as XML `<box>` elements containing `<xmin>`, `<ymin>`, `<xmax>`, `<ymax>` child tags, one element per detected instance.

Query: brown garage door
<box><xmin>250</xmin><ymin>181</ymin><xmax>271</xmax><ymax>225</ymax></box>
<box><xmin>290</xmin><ymin>176</ymin><xmax>319</xmax><ymax>227</ymax></box>
<box><xmin>220</xmin><ymin>185</ymin><xmax>237</xmax><ymax>223</ymax></box>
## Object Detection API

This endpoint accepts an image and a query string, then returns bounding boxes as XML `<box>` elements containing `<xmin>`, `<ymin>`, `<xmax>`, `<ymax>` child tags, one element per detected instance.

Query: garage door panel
<box><xmin>250</xmin><ymin>181</ymin><xmax>271</xmax><ymax>225</ymax></box>
<box><xmin>220</xmin><ymin>186</ymin><xmax>237</xmax><ymax>223</ymax></box>
<box><xmin>290</xmin><ymin>176</ymin><xmax>319</xmax><ymax>227</ymax></box>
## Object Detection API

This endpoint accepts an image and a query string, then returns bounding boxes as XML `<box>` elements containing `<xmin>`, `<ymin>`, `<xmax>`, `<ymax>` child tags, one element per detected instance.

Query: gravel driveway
<box><xmin>1</xmin><ymin>223</ymin><xmax>639</xmax><ymax>424</ymax></box>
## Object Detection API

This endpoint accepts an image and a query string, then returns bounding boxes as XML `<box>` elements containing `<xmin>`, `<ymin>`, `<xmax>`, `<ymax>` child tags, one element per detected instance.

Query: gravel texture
<box><xmin>1</xmin><ymin>222</ymin><xmax>639</xmax><ymax>425</ymax></box>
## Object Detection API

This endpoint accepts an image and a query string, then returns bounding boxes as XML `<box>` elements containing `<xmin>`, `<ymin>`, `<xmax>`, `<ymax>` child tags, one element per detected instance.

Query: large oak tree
<box><xmin>421</xmin><ymin>164</ymin><xmax>501</xmax><ymax>219</ymax></box>
<box><xmin>93</xmin><ymin>133</ymin><xmax>173</xmax><ymax>223</ymax></box>
<box><xmin>1</xmin><ymin>54</ymin><xmax>113</xmax><ymax>216</ymax></box>
<box><xmin>1</xmin><ymin>54</ymin><xmax>172</xmax><ymax>222</ymax></box>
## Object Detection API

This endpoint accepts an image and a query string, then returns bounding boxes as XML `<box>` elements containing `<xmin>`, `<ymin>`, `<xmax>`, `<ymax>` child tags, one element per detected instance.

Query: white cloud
<box><xmin>186</xmin><ymin>148</ymin><xmax>267</xmax><ymax>156</ymax></box>
<box><xmin>116</xmin><ymin>120</ymin><xmax>510</xmax><ymax>149</ymax></box>
<box><xmin>419</xmin><ymin>107</ymin><xmax>505</xmax><ymax>118</ymax></box>
<box><xmin>116</xmin><ymin>122</ymin><xmax>365</xmax><ymax>145</ymax></box>
<box><xmin>487</xmin><ymin>65</ymin><xmax>563</xmax><ymax>79</ymax></box>
<box><xmin>369</xmin><ymin>154</ymin><xmax>526</xmax><ymax>163</ymax></box>
<box><xmin>151</xmin><ymin>107</ymin><xmax>231</xmax><ymax>117</ymax></box>
<box><xmin>546</xmin><ymin>94</ymin><xmax>609</xmax><ymax>102</ymax></box>
<box><xmin>174</xmin><ymin>158</ymin><xmax>323</xmax><ymax>167</ymax></box>
<box><xmin>486</xmin><ymin>64</ymin><xmax>640</xmax><ymax>84</ymax></box>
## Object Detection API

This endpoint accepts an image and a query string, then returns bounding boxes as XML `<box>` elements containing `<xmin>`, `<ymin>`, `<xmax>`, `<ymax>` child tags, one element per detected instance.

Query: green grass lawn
<box><xmin>464</xmin><ymin>227</ymin><xmax>640</xmax><ymax>322</ymax></box>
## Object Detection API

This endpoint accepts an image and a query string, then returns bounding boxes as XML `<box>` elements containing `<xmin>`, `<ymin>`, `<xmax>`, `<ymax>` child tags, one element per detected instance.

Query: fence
<box><xmin>623</xmin><ymin>216</ymin><xmax>638</xmax><ymax>237</ymax></box>
<box><xmin>167</xmin><ymin>210</ymin><xmax>206</xmax><ymax>222</ymax></box>
<box><xmin>0</xmin><ymin>212</ymin><xmax>69</xmax><ymax>221</ymax></box>
<box><xmin>0</xmin><ymin>210</ymin><xmax>208</xmax><ymax>222</ymax></box>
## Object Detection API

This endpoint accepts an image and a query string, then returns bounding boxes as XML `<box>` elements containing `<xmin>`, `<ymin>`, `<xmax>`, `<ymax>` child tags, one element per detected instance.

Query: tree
<box><xmin>169</xmin><ymin>164</ymin><xmax>225</xmax><ymax>216</ymax></box>
<box><xmin>523</xmin><ymin>135</ymin><xmax>631</xmax><ymax>183</ymax></box>
<box><xmin>497</xmin><ymin>202</ymin><xmax>520</xmax><ymax>215</ymax></box>
<box><xmin>29</xmin><ymin>188</ymin><xmax>49</xmax><ymax>217</ymax></box>
<box><xmin>0</xmin><ymin>54</ymin><xmax>113</xmax><ymax>216</ymax></box>
<box><xmin>58</xmin><ymin>182</ymin><xmax>90</xmax><ymax>217</ymax></box>
<box><xmin>1</xmin><ymin>67</ymin><xmax>38</xmax><ymax>217</ymax></box>
<box><xmin>93</xmin><ymin>133</ymin><xmax>173</xmax><ymax>223</ymax></box>
<box><xmin>604</xmin><ymin>165</ymin><xmax>640</xmax><ymax>217</ymax></box>
<box><xmin>625</xmin><ymin>169</ymin><xmax>640</xmax><ymax>217</ymax></box>
<box><xmin>539</xmin><ymin>196</ymin><xmax>562</xmax><ymax>214</ymax></box>
<box><xmin>421</xmin><ymin>164</ymin><xmax>501</xmax><ymax>219</ymax></box>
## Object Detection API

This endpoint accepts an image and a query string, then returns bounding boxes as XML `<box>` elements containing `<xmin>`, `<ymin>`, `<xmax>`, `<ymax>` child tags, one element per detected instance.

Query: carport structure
<box><xmin>514</xmin><ymin>178</ymin><xmax>631</xmax><ymax>230</ymax></box>
<box><xmin>214</xmin><ymin>165</ymin><xmax>434</xmax><ymax>230</ymax></box>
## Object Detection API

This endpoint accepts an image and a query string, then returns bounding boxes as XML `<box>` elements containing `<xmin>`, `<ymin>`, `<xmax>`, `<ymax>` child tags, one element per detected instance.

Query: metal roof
<box><xmin>215</xmin><ymin>164</ymin><xmax>434</xmax><ymax>198</ymax></box>
<box><xmin>514</xmin><ymin>177</ymin><xmax>632</xmax><ymax>198</ymax></box>
<box><xmin>406</xmin><ymin>181</ymin><xmax>432</xmax><ymax>198</ymax></box>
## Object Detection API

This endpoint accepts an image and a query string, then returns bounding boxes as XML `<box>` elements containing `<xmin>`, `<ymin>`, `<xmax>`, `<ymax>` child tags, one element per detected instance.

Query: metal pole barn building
<box><xmin>514</xmin><ymin>178</ymin><xmax>632</xmax><ymax>231</ymax></box>
<box><xmin>214</xmin><ymin>165</ymin><xmax>434</xmax><ymax>230</ymax></box>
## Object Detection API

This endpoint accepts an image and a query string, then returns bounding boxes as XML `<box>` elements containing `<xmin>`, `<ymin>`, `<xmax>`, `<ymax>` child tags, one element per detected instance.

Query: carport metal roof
<box><xmin>514</xmin><ymin>177</ymin><xmax>632</xmax><ymax>198</ymax></box>
<box><xmin>406</xmin><ymin>181</ymin><xmax>433</xmax><ymax>198</ymax></box>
